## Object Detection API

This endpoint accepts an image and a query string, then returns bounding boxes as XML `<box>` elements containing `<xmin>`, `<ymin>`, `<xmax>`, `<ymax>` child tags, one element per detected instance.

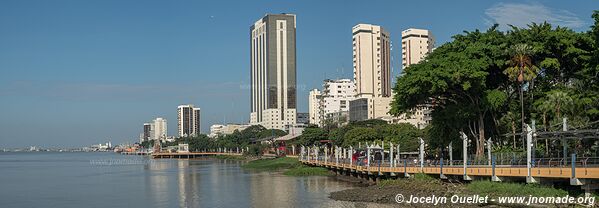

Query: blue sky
<box><xmin>0</xmin><ymin>0</ymin><xmax>596</xmax><ymax>148</ymax></box>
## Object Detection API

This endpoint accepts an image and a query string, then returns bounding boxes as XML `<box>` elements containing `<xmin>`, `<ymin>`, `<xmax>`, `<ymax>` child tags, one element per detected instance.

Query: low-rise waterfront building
<box><xmin>209</xmin><ymin>123</ymin><xmax>251</xmax><ymax>138</ymax></box>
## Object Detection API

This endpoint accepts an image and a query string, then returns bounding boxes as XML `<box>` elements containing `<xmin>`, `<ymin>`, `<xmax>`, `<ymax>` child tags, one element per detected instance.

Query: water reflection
<box><xmin>143</xmin><ymin>158</ymin><xmax>360</xmax><ymax>207</ymax></box>
<box><xmin>0</xmin><ymin>153</ymin><xmax>395</xmax><ymax>208</ymax></box>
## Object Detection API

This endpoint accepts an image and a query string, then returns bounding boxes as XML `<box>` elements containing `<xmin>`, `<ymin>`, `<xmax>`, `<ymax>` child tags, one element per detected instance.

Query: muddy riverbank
<box><xmin>329</xmin><ymin>174</ymin><xmax>483</xmax><ymax>207</ymax></box>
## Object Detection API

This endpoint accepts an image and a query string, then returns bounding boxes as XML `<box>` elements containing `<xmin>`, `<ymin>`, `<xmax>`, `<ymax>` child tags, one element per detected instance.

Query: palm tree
<box><xmin>500</xmin><ymin>111</ymin><xmax>518</xmax><ymax>149</ymax></box>
<box><xmin>504</xmin><ymin>44</ymin><xmax>540</xmax><ymax>146</ymax></box>
<box><xmin>536</xmin><ymin>100</ymin><xmax>552</xmax><ymax>155</ymax></box>
<box><xmin>545</xmin><ymin>90</ymin><xmax>574</xmax><ymax>119</ymax></box>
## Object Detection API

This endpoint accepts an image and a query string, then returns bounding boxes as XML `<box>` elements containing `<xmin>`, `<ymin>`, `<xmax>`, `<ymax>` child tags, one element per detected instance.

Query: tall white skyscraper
<box><xmin>352</xmin><ymin>24</ymin><xmax>391</xmax><ymax>98</ymax></box>
<box><xmin>152</xmin><ymin>117</ymin><xmax>167</xmax><ymax>141</ymax></box>
<box><xmin>249</xmin><ymin>13</ymin><xmax>297</xmax><ymax>130</ymax></box>
<box><xmin>178</xmin><ymin>104</ymin><xmax>201</xmax><ymax>137</ymax></box>
<box><xmin>401</xmin><ymin>28</ymin><xmax>435</xmax><ymax>69</ymax></box>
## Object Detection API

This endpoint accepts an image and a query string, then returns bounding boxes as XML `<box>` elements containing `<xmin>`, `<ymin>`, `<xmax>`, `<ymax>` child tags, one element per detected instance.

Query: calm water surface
<box><xmin>0</xmin><ymin>152</ymin><xmax>388</xmax><ymax>208</ymax></box>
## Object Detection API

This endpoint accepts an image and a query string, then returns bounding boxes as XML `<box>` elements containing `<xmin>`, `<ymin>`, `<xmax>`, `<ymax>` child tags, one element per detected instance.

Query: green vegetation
<box><xmin>140</xmin><ymin>140</ymin><xmax>154</xmax><ymax>149</ymax></box>
<box><xmin>283</xmin><ymin>166</ymin><xmax>333</xmax><ymax>176</ymax></box>
<box><xmin>160</xmin><ymin>125</ymin><xmax>286</xmax><ymax>155</ymax></box>
<box><xmin>212</xmin><ymin>155</ymin><xmax>246</xmax><ymax>160</ymax></box>
<box><xmin>242</xmin><ymin>157</ymin><xmax>332</xmax><ymax>176</ymax></box>
<box><xmin>242</xmin><ymin>157</ymin><xmax>300</xmax><ymax>170</ymax></box>
<box><xmin>390</xmin><ymin>11</ymin><xmax>599</xmax><ymax>157</ymax></box>
<box><xmin>292</xmin><ymin>121</ymin><xmax>423</xmax><ymax>152</ymax></box>
<box><xmin>467</xmin><ymin>181</ymin><xmax>567</xmax><ymax>197</ymax></box>
<box><xmin>378</xmin><ymin>173</ymin><xmax>436</xmax><ymax>188</ymax></box>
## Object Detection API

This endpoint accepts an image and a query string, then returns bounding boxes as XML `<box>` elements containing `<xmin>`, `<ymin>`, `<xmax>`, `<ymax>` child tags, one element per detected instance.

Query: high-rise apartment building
<box><xmin>142</xmin><ymin>123</ymin><xmax>152</xmax><ymax>142</ymax></box>
<box><xmin>397</xmin><ymin>28</ymin><xmax>435</xmax><ymax>129</ymax></box>
<box><xmin>308</xmin><ymin>89</ymin><xmax>322</xmax><ymax>126</ymax></box>
<box><xmin>178</xmin><ymin>104</ymin><xmax>201</xmax><ymax>137</ymax></box>
<box><xmin>350</xmin><ymin>24</ymin><xmax>393</xmax><ymax>122</ymax></box>
<box><xmin>249</xmin><ymin>13</ymin><xmax>297</xmax><ymax>130</ymax></box>
<box><xmin>401</xmin><ymin>28</ymin><xmax>435</xmax><ymax>69</ymax></box>
<box><xmin>352</xmin><ymin>24</ymin><xmax>391</xmax><ymax>98</ymax></box>
<box><xmin>322</xmin><ymin>79</ymin><xmax>355</xmax><ymax>123</ymax></box>
<box><xmin>152</xmin><ymin>117</ymin><xmax>167</xmax><ymax>141</ymax></box>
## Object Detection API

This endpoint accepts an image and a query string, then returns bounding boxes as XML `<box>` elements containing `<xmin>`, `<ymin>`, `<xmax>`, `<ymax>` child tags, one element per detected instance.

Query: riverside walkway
<box><xmin>300</xmin><ymin>153</ymin><xmax>599</xmax><ymax>197</ymax></box>
<box><xmin>300</xmin><ymin>157</ymin><xmax>599</xmax><ymax>180</ymax></box>
<box><xmin>298</xmin><ymin>127</ymin><xmax>599</xmax><ymax>194</ymax></box>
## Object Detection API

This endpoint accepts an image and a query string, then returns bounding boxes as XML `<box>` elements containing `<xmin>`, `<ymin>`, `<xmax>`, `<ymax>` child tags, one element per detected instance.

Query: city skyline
<box><xmin>1</xmin><ymin>0</ymin><xmax>596</xmax><ymax>147</ymax></box>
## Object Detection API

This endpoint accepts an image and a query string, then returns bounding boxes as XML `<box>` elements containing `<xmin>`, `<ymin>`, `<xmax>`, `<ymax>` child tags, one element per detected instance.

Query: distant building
<box><xmin>308</xmin><ymin>89</ymin><xmax>322</xmax><ymax>126</ymax></box>
<box><xmin>401</xmin><ymin>28</ymin><xmax>435</xmax><ymax>69</ymax></box>
<box><xmin>349</xmin><ymin>97</ymin><xmax>391</xmax><ymax>121</ymax></box>
<box><xmin>209</xmin><ymin>124</ymin><xmax>225</xmax><ymax>137</ymax></box>
<box><xmin>152</xmin><ymin>117</ymin><xmax>167</xmax><ymax>141</ymax></box>
<box><xmin>178</xmin><ymin>104</ymin><xmax>201</xmax><ymax>137</ymax></box>
<box><xmin>325</xmin><ymin>111</ymin><xmax>349</xmax><ymax>126</ymax></box>
<box><xmin>385</xmin><ymin>106</ymin><xmax>432</xmax><ymax>129</ymax></box>
<box><xmin>142</xmin><ymin>123</ymin><xmax>152</xmax><ymax>142</ymax></box>
<box><xmin>249</xmin><ymin>13</ymin><xmax>297</xmax><ymax>130</ymax></box>
<box><xmin>209</xmin><ymin>124</ymin><xmax>251</xmax><ymax>138</ymax></box>
<box><xmin>322</xmin><ymin>79</ymin><xmax>355</xmax><ymax>124</ymax></box>
<box><xmin>349</xmin><ymin>98</ymin><xmax>368</xmax><ymax>122</ymax></box>
<box><xmin>296</xmin><ymin>113</ymin><xmax>309</xmax><ymax>125</ymax></box>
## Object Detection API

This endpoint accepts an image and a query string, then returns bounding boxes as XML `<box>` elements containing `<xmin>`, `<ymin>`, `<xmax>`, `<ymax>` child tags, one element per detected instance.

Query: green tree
<box><xmin>342</xmin><ymin>127</ymin><xmax>380</xmax><ymax>147</ymax></box>
<box><xmin>293</xmin><ymin>127</ymin><xmax>327</xmax><ymax>146</ymax></box>
<box><xmin>544</xmin><ymin>90</ymin><xmax>574</xmax><ymax>119</ymax></box>
<box><xmin>391</xmin><ymin>26</ymin><xmax>508</xmax><ymax>156</ymax></box>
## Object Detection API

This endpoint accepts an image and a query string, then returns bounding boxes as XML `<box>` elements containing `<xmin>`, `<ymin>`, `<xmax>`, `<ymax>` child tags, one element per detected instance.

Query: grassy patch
<box><xmin>467</xmin><ymin>181</ymin><xmax>568</xmax><ymax>197</ymax></box>
<box><xmin>242</xmin><ymin>157</ymin><xmax>332</xmax><ymax>176</ymax></box>
<box><xmin>213</xmin><ymin>155</ymin><xmax>246</xmax><ymax>160</ymax></box>
<box><xmin>283</xmin><ymin>166</ymin><xmax>333</xmax><ymax>176</ymax></box>
<box><xmin>413</xmin><ymin>173</ymin><xmax>435</xmax><ymax>181</ymax></box>
<box><xmin>378</xmin><ymin>173</ymin><xmax>437</xmax><ymax>188</ymax></box>
<box><xmin>242</xmin><ymin>157</ymin><xmax>301</xmax><ymax>171</ymax></box>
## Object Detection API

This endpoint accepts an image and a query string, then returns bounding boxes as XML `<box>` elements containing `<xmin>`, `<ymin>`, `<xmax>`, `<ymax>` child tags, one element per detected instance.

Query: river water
<box><xmin>0</xmin><ymin>152</ymin><xmax>387</xmax><ymax>208</ymax></box>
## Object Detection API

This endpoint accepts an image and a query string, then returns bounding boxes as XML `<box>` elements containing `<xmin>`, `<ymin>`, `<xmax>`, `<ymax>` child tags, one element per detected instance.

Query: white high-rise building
<box><xmin>322</xmin><ymin>79</ymin><xmax>355</xmax><ymax>122</ymax></box>
<box><xmin>152</xmin><ymin>117</ymin><xmax>167</xmax><ymax>141</ymax></box>
<box><xmin>352</xmin><ymin>24</ymin><xmax>391</xmax><ymax>98</ymax></box>
<box><xmin>249</xmin><ymin>13</ymin><xmax>297</xmax><ymax>130</ymax></box>
<box><xmin>401</xmin><ymin>28</ymin><xmax>435</xmax><ymax>69</ymax></box>
<box><xmin>308</xmin><ymin>89</ymin><xmax>322</xmax><ymax>126</ymax></box>
<box><xmin>178</xmin><ymin>104</ymin><xmax>201</xmax><ymax>137</ymax></box>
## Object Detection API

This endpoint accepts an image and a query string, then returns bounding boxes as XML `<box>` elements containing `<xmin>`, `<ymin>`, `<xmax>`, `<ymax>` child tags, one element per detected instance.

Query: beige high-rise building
<box><xmin>177</xmin><ymin>104</ymin><xmax>201</xmax><ymax>137</ymax></box>
<box><xmin>350</xmin><ymin>24</ymin><xmax>393</xmax><ymax>122</ymax></box>
<box><xmin>352</xmin><ymin>24</ymin><xmax>391</xmax><ymax>98</ymax></box>
<box><xmin>152</xmin><ymin>117</ymin><xmax>167</xmax><ymax>141</ymax></box>
<box><xmin>397</xmin><ymin>28</ymin><xmax>435</xmax><ymax>129</ymax></box>
<box><xmin>401</xmin><ymin>28</ymin><xmax>435</xmax><ymax>69</ymax></box>
<box><xmin>308</xmin><ymin>89</ymin><xmax>322</xmax><ymax>126</ymax></box>
<box><xmin>249</xmin><ymin>13</ymin><xmax>297</xmax><ymax>130</ymax></box>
